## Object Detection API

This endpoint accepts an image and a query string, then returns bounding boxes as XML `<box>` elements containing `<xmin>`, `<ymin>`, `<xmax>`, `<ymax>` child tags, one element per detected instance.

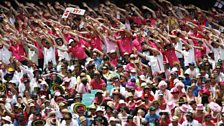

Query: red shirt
<box><xmin>132</xmin><ymin>37</ymin><xmax>143</xmax><ymax>51</ymax></box>
<box><xmin>90</xmin><ymin>79</ymin><xmax>106</xmax><ymax>90</ymax></box>
<box><xmin>90</xmin><ymin>36</ymin><xmax>103</xmax><ymax>51</ymax></box>
<box><xmin>68</xmin><ymin>42</ymin><xmax>86</xmax><ymax>60</ymax></box>
<box><xmin>163</xmin><ymin>48</ymin><xmax>180</xmax><ymax>67</ymax></box>
<box><xmin>125</xmin><ymin>122</ymin><xmax>137</xmax><ymax>126</ymax></box>
<box><xmin>9</xmin><ymin>44</ymin><xmax>26</xmax><ymax>61</ymax></box>
<box><xmin>117</xmin><ymin>37</ymin><xmax>132</xmax><ymax>55</ymax></box>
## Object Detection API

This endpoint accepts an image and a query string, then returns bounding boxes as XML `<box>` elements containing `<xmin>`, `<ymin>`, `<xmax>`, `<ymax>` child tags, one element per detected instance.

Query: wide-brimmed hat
<box><xmin>2</xmin><ymin>116</ymin><xmax>12</xmax><ymax>123</ymax></box>
<box><xmin>106</xmin><ymin>101</ymin><xmax>115</xmax><ymax>110</ymax></box>
<box><xmin>96</xmin><ymin>106</ymin><xmax>104</xmax><ymax>112</ymax></box>
<box><xmin>180</xmin><ymin>104</ymin><xmax>189</xmax><ymax>113</ymax></box>
<box><xmin>31</xmin><ymin>119</ymin><xmax>46</xmax><ymax>126</ymax></box>
<box><xmin>135</xmin><ymin>100</ymin><xmax>145</xmax><ymax>108</ymax></box>
<box><xmin>73</xmin><ymin>102</ymin><xmax>87</xmax><ymax>114</ymax></box>
<box><xmin>158</xmin><ymin>81</ymin><xmax>167</xmax><ymax>88</ymax></box>
<box><xmin>196</xmin><ymin>104</ymin><xmax>204</xmax><ymax>111</ymax></box>
<box><xmin>80</xmin><ymin>116</ymin><xmax>86</xmax><ymax>123</ymax></box>
<box><xmin>167</xmin><ymin>101</ymin><xmax>176</xmax><ymax>110</ymax></box>
<box><xmin>208</xmin><ymin>102</ymin><xmax>221</xmax><ymax>112</ymax></box>
<box><xmin>171</xmin><ymin>116</ymin><xmax>179</xmax><ymax>122</ymax></box>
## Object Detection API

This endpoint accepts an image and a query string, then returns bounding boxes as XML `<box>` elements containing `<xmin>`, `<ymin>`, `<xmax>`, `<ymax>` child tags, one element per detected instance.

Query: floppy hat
<box><xmin>2</xmin><ymin>116</ymin><xmax>12</xmax><ymax>123</ymax></box>
<box><xmin>180</xmin><ymin>104</ymin><xmax>189</xmax><ymax>113</ymax></box>
<box><xmin>158</xmin><ymin>81</ymin><xmax>167</xmax><ymax>88</ymax></box>
<box><xmin>167</xmin><ymin>101</ymin><xmax>176</xmax><ymax>110</ymax></box>
<box><xmin>196</xmin><ymin>104</ymin><xmax>204</xmax><ymax>111</ymax></box>
<box><xmin>73</xmin><ymin>102</ymin><xmax>87</xmax><ymax>114</ymax></box>
<box><xmin>208</xmin><ymin>102</ymin><xmax>221</xmax><ymax>112</ymax></box>
<box><xmin>31</xmin><ymin>119</ymin><xmax>46</xmax><ymax>126</ymax></box>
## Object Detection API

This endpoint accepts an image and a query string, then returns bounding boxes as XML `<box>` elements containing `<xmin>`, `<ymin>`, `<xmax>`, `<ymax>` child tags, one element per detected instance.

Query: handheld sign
<box><xmin>62</xmin><ymin>7</ymin><xmax>86</xmax><ymax>18</ymax></box>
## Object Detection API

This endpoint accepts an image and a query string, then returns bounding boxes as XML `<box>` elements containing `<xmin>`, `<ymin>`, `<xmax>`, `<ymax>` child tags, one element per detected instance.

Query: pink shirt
<box><xmin>90</xmin><ymin>36</ymin><xmax>103</xmax><ymax>51</ymax></box>
<box><xmin>63</xmin><ymin>34</ymin><xmax>73</xmax><ymax>43</ymax></box>
<box><xmin>110</xmin><ymin>57</ymin><xmax>118</xmax><ymax>67</ymax></box>
<box><xmin>9</xmin><ymin>44</ymin><xmax>26</xmax><ymax>61</ymax></box>
<box><xmin>163</xmin><ymin>48</ymin><xmax>180</xmax><ymax>66</ymax></box>
<box><xmin>125</xmin><ymin>63</ymin><xmax>135</xmax><ymax>71</ymax></box>
<box><xmin>194</xmin><ymin>46</ymin><xmax>206</xmax><ymax>59</ymax></box>
<box><xmin>90</xmin><ymin>79</ymin><xmax>106</xmax><ymax>90</ymax></box>
<box><xmin>117</xmin><ymin>37</ymin><xmax>132</xmax><ymax>55</ymax></box>
<box><xmin>77</xmin><ymin>83</ymin><xmax>91</xmax><ymax>94</ymax></box>
<box><xmin>132</xmin><ymin>37</ymin><xmax>143</xmax><ymax>51</ymax></box>
<box><xmin>68</xmin><ymin>42</ymin><xmax>86</xmax><ymax>60</ymax></box>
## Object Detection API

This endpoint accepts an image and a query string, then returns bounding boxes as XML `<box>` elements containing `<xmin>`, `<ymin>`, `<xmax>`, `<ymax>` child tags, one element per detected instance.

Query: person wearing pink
<box><xmin>90</xmin><ymin>36</ymin><xmax>103</xmax><ymax>51</ymax></box>
<box><xmin>162</xmin><ymin>43</ymin><xmax>180</xmax><ymax>67</ymax></box>
<box><xmin>9</xmin><ymin>38</ymin><xmax>26</xmax><ymax>64</ymax></box>
<box><xmin>116</xmin><ymin>30</ymin><xmax>133</xmax><ymax>55</ymax></box>
<box><xmin>67</xmin><ymin>38</ymin><xmax>87</xmax><ymax>61</ymax></box>
<box><xmin>132</xmin><ymin>34</ymin><xmax>144</xmax><ymax>51</ymax></box>
<box><xmin>90</xmin><ymin>71</ymin><xmax>106</xmax><ymax>90</ymax></box>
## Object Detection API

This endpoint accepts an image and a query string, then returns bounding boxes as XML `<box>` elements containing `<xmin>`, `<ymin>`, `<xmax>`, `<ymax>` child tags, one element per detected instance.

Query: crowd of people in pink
<box><xmin>0</xmin><ymin>0</ymin><xmax>224</xmax><ymax>125</ymax></box>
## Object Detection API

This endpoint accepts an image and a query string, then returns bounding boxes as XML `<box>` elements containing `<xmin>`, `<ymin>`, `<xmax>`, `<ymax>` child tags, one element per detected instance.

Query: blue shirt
<box><xmin>183</xmin><ymin>77</ymin><xmax>192</xmax><ymax>88</ymax></box>
<box><xmin>192</xmin><ymin>86</ymin><xmax>201</xmax><ymax>97</ymax></box>
<box><xmin>145</xmin><ymin>113</ymin><xmax>160</xmax><ymax>123</ymax></box>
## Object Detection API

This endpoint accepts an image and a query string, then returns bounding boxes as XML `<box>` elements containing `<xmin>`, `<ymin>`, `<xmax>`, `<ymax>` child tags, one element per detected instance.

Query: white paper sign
<box><xmin>62</xmin><ymin>7</ymin><xmax>86</xmax><ymax>18</ymax></box>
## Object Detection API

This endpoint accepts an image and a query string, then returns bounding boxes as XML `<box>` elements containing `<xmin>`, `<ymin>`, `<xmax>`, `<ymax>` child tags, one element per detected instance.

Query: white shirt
<box><xmin>28</xmin><ymin>48</ymin><xmax>38</xmax><ymax>65</ymax></box>
<box><xmin>181</xmin><ymin>120</ymin><xmax>199</xmax><ymax>126</ymax></box>
<box><xmin>146</xmin><ymin>53</ymin><xmax>165</xmax><ymax>74</ymax></box>
<box><xmin>57</xmin><ymin>45</ymin><xmax>71</xmax><ymax>61</ymax></box>
<box><xmin>211</xmin><ymin>46</ymin><xmax>222</xmax><ymax>62</ymax></box>
<box><xmin>154</xmin><ymin>89</ymin><xmax>171</xmax><ymax>101</ymax></box>
<box><xmin>178</xmin><ymin>48</ymin><xmax>195</xmax><ymax>67</ymax></box>
<box><xmin>0</xmin><ymin>46</ymin><xmax>11</xmax><ymax>64</ymax></box>
<box><xmin>60</xmin><ymin>119</ymin><xmax>79</xmax><ymax>126</ymax></box>
<box><xmin>43</xmin><ymin>47</ymin><xmax>56</xmax><ymax>68</ymax></box>
<box><xmin>175</xmin><ymin>41</ymin><xmax>183</xmax><ymax>58</ymax></box>
<box><xmin>185</xmin><ymin>68</ymin><xmax>200</xmax><ymax>78</ymax></box>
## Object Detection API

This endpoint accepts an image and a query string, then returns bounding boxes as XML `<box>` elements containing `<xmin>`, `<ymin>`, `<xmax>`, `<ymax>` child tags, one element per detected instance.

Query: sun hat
<box><xmin>31</xmin><ymin>119</ymin><xmax>46</xmax><ymax>126</ymax></box>
<box><xmin>73</xmin><ymin>102</ymin><xmax>87</xmax><ymax>114</ymax></box>
<box><xmin>196</xmin><ymin>104</ymin><xmax>204</xmax><ymax>111</ymax></box>
<box><xmin>2</xmin><ymin>116</ymin><xmax>12</xmax><ymax>123</ymax></box>
<box><xmin>96</xmin><ymin>106</ymin><xmax>104</xmax><ymax>112</ymax></box>
<box><xmin>167</xmin><ymin>101</ymin><xmax>176</xmax><ymax>110</ymax></box>
<box><xmin>109</xmin><ymin>117</ymin><xmax>117</xmax><ymax>122</ymax></box>
<box><xmin>79</xmin><ymin>116</ymin><xmax>86</xmax><ymax>123</ymax></box>
<box><xmin>180</xmin><ymin>104</ymin><xmax>189</xmax><ymax>113</ymax></box>
<box><xmin>171</xmin><ymin>116</ymin><xmax>179</xmax><ymax>122</ymax></box>
<box><xmin>208</xmin><ymin>102</ymin><xmax>221</xmax><ymax>112</ymax></box>
<box><xmin>158</xmin><ymin>81</ymin><xmax>167</xmax><ymax>88</ymax></box>
<box><xmin>135</xmin><ymin>100</ymin><xmax>145</xmax><ymax>108</ymax></box>
<box><xmin>171</xmin><ymin>88</ymin><xmax>179</xmax><ymax>94</ymax></box>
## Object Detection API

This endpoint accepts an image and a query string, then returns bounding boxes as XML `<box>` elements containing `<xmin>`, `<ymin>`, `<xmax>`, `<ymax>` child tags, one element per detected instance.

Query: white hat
<box><xmin>158</xmin><ymin>81</ymin><xmax>167</xmax><ymax>88</ymax></box>
<box><xmin>130</xmin><ymin>69</ymin><xmax>136</xmax><ymax>73</ymax></box>
<box><xmin>184</xmin><ymin>70</ymin><xmax>190</xmax><ymax>75</ymax></box>
<box><xmin>96</xmin><ymin>107</ymin><xmax>104</xmax><ymax>112</ymax></box>
<box><xmin>141</xmin><ymin>82</ymin><xmax>147</xmax><ymax>87</ymax></box>
<box><xmin>139</xmin><ymin>75</ymin><xmax>146</xmax><ymax>81</ymax></box>
<box><xmin>109</xmin><ymin>117</ymin><xmax>117</xmax><ymax>122</ymax></box>
<box><xmin>110</xmin><ymin>49</ymin><xmax>116</xmax><ymax>53</ymax></box>
<box><xmin>2</xmin><ymin>116</ymin><xmax>12</xmax><ymax>123</ymax></box>
<box><xmin>68</xmin><ymin>38</ymin><xmax>75</xmax><ymax>44</ymax></box>
<box><xmin>55</xmin><ymin>91</ymin><xmax>61</xmax><ymax>96</ymax></box>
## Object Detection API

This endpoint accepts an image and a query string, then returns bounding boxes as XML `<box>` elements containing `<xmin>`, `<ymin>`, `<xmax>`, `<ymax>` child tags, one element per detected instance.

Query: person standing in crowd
<box><xmin>0</xmin><ymin>0</ymin><xmax>223</xmax><ymax>126</ymax></box>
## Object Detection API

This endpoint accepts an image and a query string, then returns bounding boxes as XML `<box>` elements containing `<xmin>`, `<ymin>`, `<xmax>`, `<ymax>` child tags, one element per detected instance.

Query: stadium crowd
<box><xmin>0</xmin><ymin>0</ymin><xmax>224</xmax><ymax>125</ymax></box>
